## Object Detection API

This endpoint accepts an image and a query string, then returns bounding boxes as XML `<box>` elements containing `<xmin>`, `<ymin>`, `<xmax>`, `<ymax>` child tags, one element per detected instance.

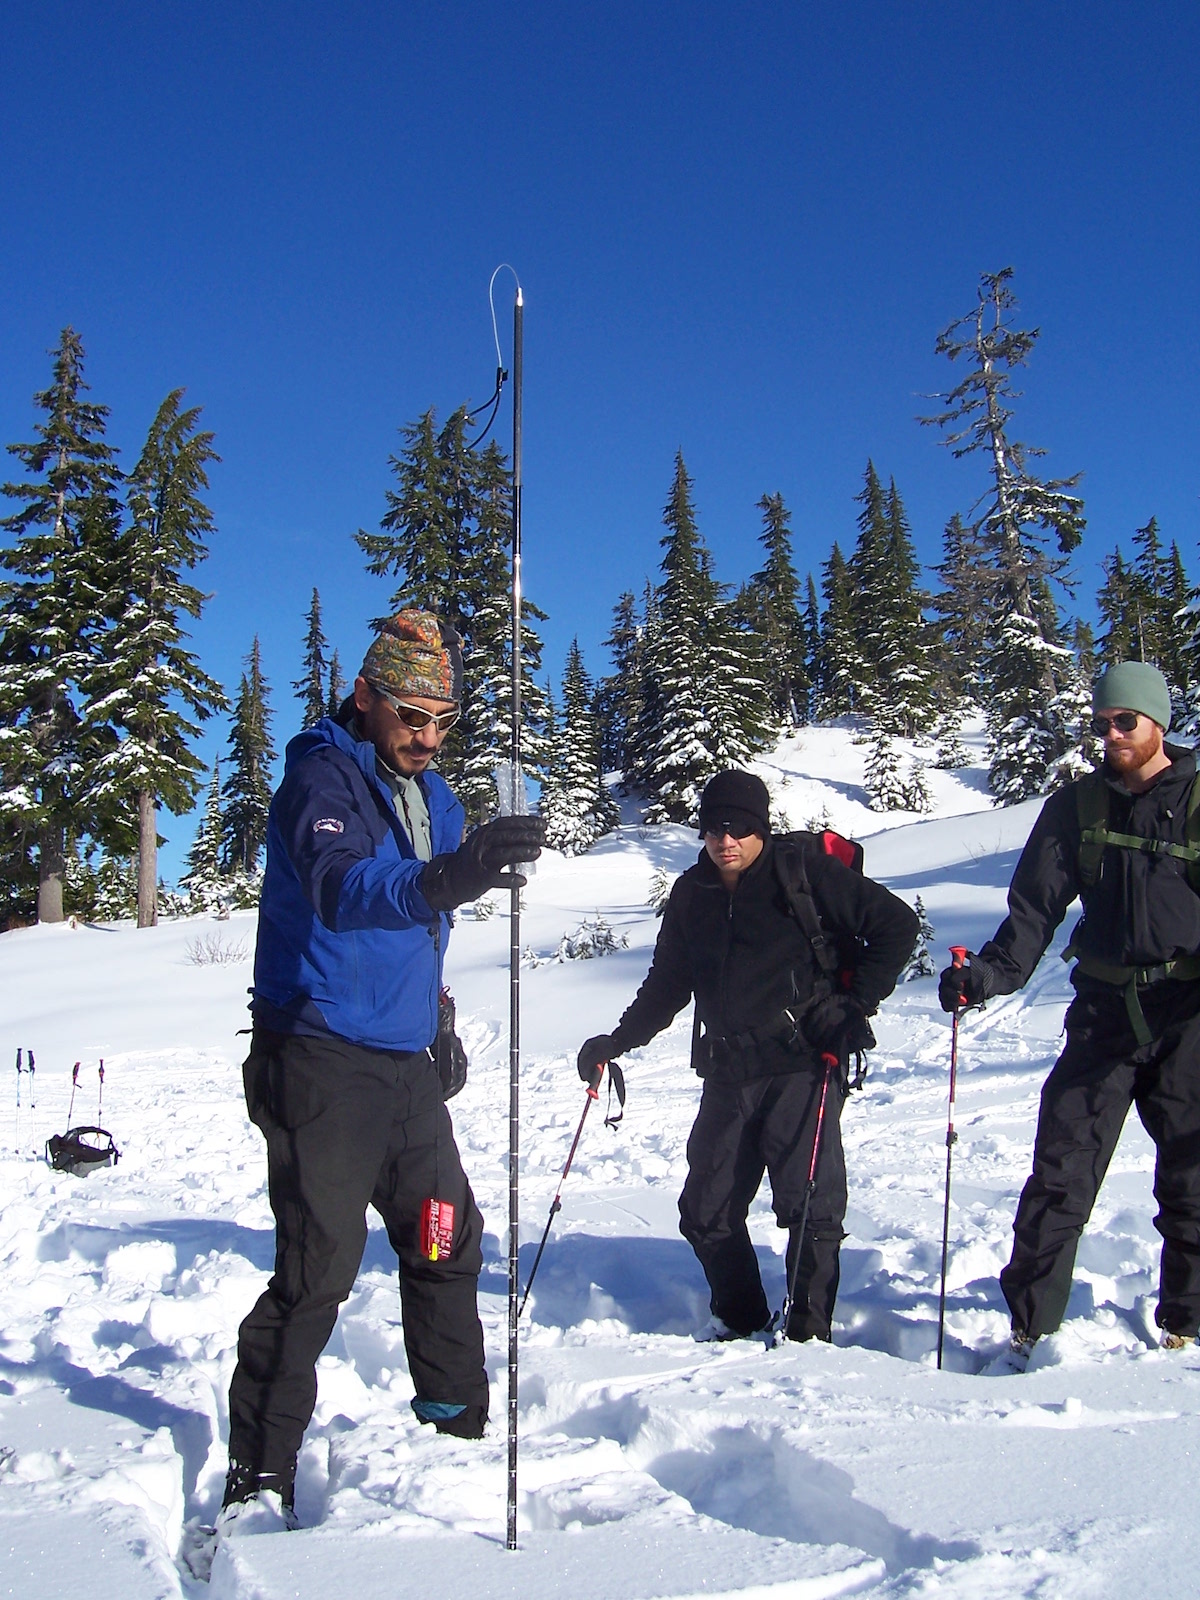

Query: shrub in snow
<box><xmin>555</xmin><ymin>915</ymin><xmax>629</xmax><ymax>962</ymax></box>
<box><xmin>864</xmin><ymin>727</ymin><xmax>908</xmax><ymax>811</ymax></box>
<box><xmin>185</xmin><ymin>932</ymin><xmax>252</xmax><ymax>967</ymax></box>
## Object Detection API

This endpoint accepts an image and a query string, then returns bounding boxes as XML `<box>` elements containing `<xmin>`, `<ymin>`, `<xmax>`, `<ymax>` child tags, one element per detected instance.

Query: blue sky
<box><xmin>2</xmin><ymin>3</ymin><xmax>1197</xmax><ymax>878</ymax></box>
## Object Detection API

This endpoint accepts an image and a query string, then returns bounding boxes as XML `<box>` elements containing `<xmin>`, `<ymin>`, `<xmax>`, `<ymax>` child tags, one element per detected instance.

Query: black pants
<box><xmin>1000</xmin><ymin>979</ymin><xmax>1200</xmax><ymax>1339</ymax></box>
<box><xmin>227</xmin><ymin>1028</ymin><xmax>488</xmax><ymax>1478</ymax></box>
<box><xmin>678</xmin><ymin>1064</ymin><xmax>847</xmax><ymax>1340</ymax></box>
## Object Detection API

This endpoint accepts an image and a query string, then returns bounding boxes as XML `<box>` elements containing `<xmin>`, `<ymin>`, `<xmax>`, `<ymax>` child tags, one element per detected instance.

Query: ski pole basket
<box><xmin>46</xmin><ymin>1126</ymin><xmax>120</xmax><ymax>1175</ymax></box>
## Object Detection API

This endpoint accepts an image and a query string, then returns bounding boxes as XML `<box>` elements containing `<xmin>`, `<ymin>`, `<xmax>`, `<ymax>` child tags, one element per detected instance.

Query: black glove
<box><xmin>802</xmin><ymin>994</ymin><xmax>876</xmax><ymax>1060</ymax></box>
<box><xmin>938</xmin><ymin>952</ymin><xmax>995</xmax><ymax>1013</ymax></box>
<box><xmin>420</xmin><ymin>816</ymin><xmax>546</xmax><ymax>912</ymax></box>
<box><xmin>577</xmin><ymin>1034</ymin><xmax>620</xmax><ymax>1089</ymax></box>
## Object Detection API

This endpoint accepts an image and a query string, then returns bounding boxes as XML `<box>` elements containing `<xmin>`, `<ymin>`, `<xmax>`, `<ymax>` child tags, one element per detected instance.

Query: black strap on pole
<box><xmin>506</xmin><ymin>278</ymin><xmax>524</xmax><ymax>1554</ymax></box>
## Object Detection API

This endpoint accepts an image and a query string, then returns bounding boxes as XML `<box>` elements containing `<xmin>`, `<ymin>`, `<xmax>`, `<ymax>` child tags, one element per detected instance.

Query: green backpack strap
<box><xmin>1187</xmin><ymin>769</ymin><xmax>1200</xmax><ymax>892</ymax></box>
<box><xmin>1075</xmin><ymin>768</ymin><xmax>1110</xmax><ymax>889</ymax></box>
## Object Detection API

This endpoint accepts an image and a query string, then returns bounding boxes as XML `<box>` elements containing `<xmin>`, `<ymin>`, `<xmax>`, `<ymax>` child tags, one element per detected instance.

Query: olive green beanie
<box><xmin>1092</xmin><ymin>661</ymin><xmax>1172</xmax><ymax>731</ymax></box>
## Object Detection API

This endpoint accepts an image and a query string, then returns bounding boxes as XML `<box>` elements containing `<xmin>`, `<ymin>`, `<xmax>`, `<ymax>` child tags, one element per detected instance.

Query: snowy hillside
<box><xmin>4</xmin><ymin>724</ymin><xmax>1200</xmax><ymax>1600</ymax></box>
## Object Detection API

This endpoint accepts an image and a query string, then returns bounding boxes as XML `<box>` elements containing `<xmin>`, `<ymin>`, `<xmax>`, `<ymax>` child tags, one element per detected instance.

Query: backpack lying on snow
<box><xmin>46</xmin><ymin>1126</ymin><xmax>120</xmax><ymax>1175</ymax></box>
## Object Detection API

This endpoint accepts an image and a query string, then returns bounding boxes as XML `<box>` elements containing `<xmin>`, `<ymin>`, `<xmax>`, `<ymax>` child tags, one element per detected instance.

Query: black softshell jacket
<box><xmin>609</xmin><ymin>838</ymin><xmax>918</xmax><ymax>1077</ymax></box>
<box><xmin>980</xmin><ymin>746</ymin><xmax>1200</xmax><ymax>993</ymax></box>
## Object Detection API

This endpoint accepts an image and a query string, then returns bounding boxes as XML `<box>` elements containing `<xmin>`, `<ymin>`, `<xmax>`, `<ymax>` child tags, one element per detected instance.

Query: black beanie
<box><xmin>697</xmin><ymin>770</ymin><xmax>772</xmax><ymax>838</ymax></box>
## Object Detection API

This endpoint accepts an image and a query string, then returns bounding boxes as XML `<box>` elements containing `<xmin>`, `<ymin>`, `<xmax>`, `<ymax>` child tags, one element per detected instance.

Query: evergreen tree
<box><xmin>81</xmin><ymin>390</ymin><xmax>226</xmax><ymax>927</ymax></box>
<box><xmin>802</xmin><ymin>574</ymin><xmax>822</xmax><ymax>710</ymax></box>
<box><xmin>815</xmin><ymin>542</ymin><xmax>857</xmax><ymax>718</ymax></box>
<box><xmin>356</xmin><ymin>407</ymin><xmax>549</xmax><ymax>824</ymax></box>
<box><xmin>921</xmin><ymin>269</ymin><xmax>1085</xmax><ymax>802</ymax></box>
<box><xmin>863</xmin><ymin>724</ymin><xmax>908</xmax><ymax>811</ymax></box>
<box><xmin>541</xmin><ymin>639</ymin><xmax>620</xmax><ymax>855</ymax></box>
<box><xmin>326</xmin><ymin>649</ymin><xmax>345</xmax><ymax>716</ymax></box>
<box><xmin>903</xmin><ymin>895</ymin><xmax>937</xmax><ymax>980</ymax></box>
<box><xmin>879</xmin><ymin>478</ymin><xmax>938</xmax><ymax>736</ymax></box>
<box><xmin>930</xmin><ymin>512</ymin><xmax>991</xmax><ymax>694</ymax></box>
<box><xmin>636</xmin><ymin>455</ymin><xmax>770</xmax><ymax>823</ymax></box>
<box><xmin>294</xmin><ymin>588</ymin><xmax>330</xmax><ymax>729</ymax></box>
<box><xmin>181</xmin><ymin>758</ymin><xmax>227</xmax><ymax>911</ymax></box>
<box><xmin>0</xmin><ymin>328</ymin><xmax>123</xmax><ymax>922</ymax></box>
<box><xmin>744</xmin><ymin>492</ymin><xmax>809</xmax><ymax>725</ymax></box>
<box><xmin>846</xmin><ymin>461</ymin><xmax>891</xmax><ymax>712</ymax></box>
<box><xmin>222</xmin><ymin>637</ymin><xmax>276</xmax><ymax>877</ymax></box>
<box><xmin>595</xmin><ymin>590</ymin><xmax>643</xmax><ymax>778</ymax></box>
<box><xmin>1096</xmin><ymin>548</ymin><xmax>1140</xmax><ymax>667</ymax></box>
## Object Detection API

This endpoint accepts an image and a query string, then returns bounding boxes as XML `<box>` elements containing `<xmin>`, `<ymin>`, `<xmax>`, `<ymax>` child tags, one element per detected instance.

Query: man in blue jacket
<box><xmin>222</xmin><ymin>610</ymin><xmax>543</xmax><ymax>1527</ymax></box>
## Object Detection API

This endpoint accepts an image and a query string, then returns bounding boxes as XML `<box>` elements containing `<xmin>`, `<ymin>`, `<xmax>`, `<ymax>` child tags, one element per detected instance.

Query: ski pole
<box><xmin>780</xmin><ymin>1052</ymin><xmax>837</xmax><ymax>1338</ymax></box>
<box><xmin>26</xmin><ymin>1050</ymin><xmax>36</xmax><ymax>1156</ymax></box>
<box><xmin>97</xmin><ymin>1060</ymin><xmax>105</xmax><ymax>1124</ymax></box>
<box><xmin>936</xmin><ymin>945</ymin><xmax>968</xmax><ymax>1370</ymax></box>
<box><xmin>518</xmin><ymin>1065</ymin><xmax>605</xmax><ymax>1318</ymax></box>
<box><xmin>14</xmin><ymin>1048</ymin><xmax>22</xmax><ymax>1154</ymax></box>
<box><xmin>66</xmin><ymin>1062</ymin><xmax>80</xmax><ymax>1128</ymax></box>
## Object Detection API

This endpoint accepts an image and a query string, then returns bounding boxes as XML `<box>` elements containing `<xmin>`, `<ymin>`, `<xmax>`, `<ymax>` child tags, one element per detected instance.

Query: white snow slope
<box><xmin>4</xmin><ymin>723</ymin><xmax>1200</xmax><ymax>1600</ymax></box>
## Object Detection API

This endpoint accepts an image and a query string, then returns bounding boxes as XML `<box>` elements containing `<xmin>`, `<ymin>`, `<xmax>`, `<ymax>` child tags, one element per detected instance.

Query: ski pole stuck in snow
<box><xmin>779</xmin><ymin>1051</ymin><xmax>837</xmax><ymax>1340</ymax></box>
<box><xmin>937</xmin><ymin>944</ymin><xmax>968</xmax><ymax>1369</ymax></box>
<box><xmin>519</xmin><ymin>1063</ymin><xmax>612</xmax><ymax>1318</ymax></box>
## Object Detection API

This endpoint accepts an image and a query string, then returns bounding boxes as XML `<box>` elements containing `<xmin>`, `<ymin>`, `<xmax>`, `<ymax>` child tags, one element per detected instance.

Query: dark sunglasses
<box><xmin>703</xmin><ymin>822</ymin><xmax>758</xmax><ymax>840</ymax></box>
<box><xmin>1091</xmin><ymin>712</ymin><xmax>1141</xmax><ymax>737</ymax></box>
<box><xmin>372</xmin><ymin>685</ymin><xmax>460</xmax><ymax>733</ymax></box>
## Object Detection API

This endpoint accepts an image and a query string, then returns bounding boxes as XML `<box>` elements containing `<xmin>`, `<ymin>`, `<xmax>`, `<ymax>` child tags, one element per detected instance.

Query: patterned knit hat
<box><xmin>361</xmin><ymin>610</ymin><xmax>463</xmax><ymax>704</ymax></box>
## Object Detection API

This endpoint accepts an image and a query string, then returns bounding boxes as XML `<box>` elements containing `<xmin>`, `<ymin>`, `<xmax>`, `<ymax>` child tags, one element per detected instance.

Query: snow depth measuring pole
<box><xmin>506</xmin><ymin>272</ymin><xmax>524</xmax><ymax>1553</ymax></box>
<box><xmin>937</xmin><ymin>945</ymin><xmax>968</xmax><ymax>1369</ymax></box>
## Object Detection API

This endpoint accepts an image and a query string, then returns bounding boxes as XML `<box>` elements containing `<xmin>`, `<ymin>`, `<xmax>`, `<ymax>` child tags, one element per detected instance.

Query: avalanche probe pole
<box><xmin>780</xmin><ymin>1052</ymin><xmax>837</xmax><ymax>1336</ymax></box>
<box><xmin>936</xmin><ymin>945</ymin><xmax>968</xmax><ymax>1370</ymax></box>
<box><xmin>506</xmin><ymin>280</ymin><xmax>524</xmax><ymax>1553</ymax></box>
<box><xmin>518</xmin><ymin>1066</ymin><xmax>605</xmax><ymax>1317</ymax></box>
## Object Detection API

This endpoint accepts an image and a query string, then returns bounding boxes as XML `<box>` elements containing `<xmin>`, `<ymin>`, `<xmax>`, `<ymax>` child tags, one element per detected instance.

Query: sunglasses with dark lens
<box><xmin>373</xmin><ymin>687</ymin><xmax>460</xmax><ymax>733</ymax></box>
<box><xmin>1091</xmin><ymin>712</ymin><xmax>1141</xmax><ymax>737</ymax></box>
<box><xmin>704</xmin><ymin>822</ymin><xmax>757</xmax><ymax>840</ymax></box>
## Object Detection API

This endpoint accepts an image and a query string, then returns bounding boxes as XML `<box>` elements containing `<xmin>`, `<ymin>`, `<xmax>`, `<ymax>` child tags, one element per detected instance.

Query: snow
<box><xmin>3</xmin><ymin>720</ymin><xmax>1200</xmax><ymax>1599</ymax></box>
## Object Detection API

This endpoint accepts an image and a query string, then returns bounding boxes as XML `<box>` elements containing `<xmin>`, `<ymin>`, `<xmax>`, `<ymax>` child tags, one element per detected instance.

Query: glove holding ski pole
<box><xmin>937</xmin><ymin>949</ymin><xmax>996</xmax><ymax>1014</ymax></box>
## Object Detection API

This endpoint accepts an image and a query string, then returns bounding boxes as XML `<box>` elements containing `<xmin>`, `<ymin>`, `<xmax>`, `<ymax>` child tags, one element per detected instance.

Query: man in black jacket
<box><xmin>577</xmin><ymin>770</ymin><xmax>917</xmax><ymax>1343</ymax></box>
<box><xmin>940</xmin><ymin>661</ymin><xmax>1200</xmax><ymax>1362</ymax></box>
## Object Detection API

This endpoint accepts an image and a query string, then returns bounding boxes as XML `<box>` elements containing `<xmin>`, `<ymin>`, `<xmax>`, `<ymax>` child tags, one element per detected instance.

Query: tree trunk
<box><xmin>37</xmin><ymin>824</ymin><xmax>65</xmax><ymax>923</ymax></box>
<box><xmin>137</xmin><ymin>788</ymin><xmax>158</xmax><ymax>928</ymax></box>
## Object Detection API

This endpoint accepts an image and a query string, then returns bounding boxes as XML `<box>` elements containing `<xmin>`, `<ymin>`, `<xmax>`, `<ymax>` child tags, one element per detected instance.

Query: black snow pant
<box><xmin>227</xmin><ymin>1027</ymin><xmax>488</xmax><ymax>1480</ymax></box>
<box><xmin>1000</xmin><ymin>978</ymin><xmax>1200</xmax><ymax>1340</ymax></box>
<box><xmin>678</xmin><ymin>1062</ymin><xmax>847</xmax><ymax>1341</ymax></box>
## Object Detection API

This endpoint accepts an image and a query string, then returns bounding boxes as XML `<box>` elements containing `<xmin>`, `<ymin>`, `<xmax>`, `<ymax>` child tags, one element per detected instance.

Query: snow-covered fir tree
<box><xmin>0</xmin><ymin>327</ymin><xmax>123</xmax><ymax>923</ymax></box>
<box><xmin>903</xmin><ymin>895</ymin><xmax>937</xmax><ymax>980</ymax></box>
<box><xmin>222</xmin><ymin>637</ymin><xmax>275</xmax><ymax>877</ymax></box>
<box><xmin>81</xmin><ymin>390</ymin><xmax>226</xmax><ymax>927</ymax></box>
<box><xmin>921</xmin><ymin>269</ymin><xmax>1086</xmax><ymax>802</ymax></box>
<box><xmin>648</xmin><ymin>864</ymin><xmax>672</xmax><ymax>915</ymax></box>
<box><xmin>902</xmin><ymin>757</ymin><xmax>933</xmax><ymax>813</ymax></box>
<box><xmin>355</xmin><ymin>407</ymin><xmax>549</xmax><ymax>824</ymax></box>
<box><xmin>540</xmin><ymin>640</ymin><xmax>619</xmax><ymax>855</ymax></box>
<box><xmin>294</xmin><ymin>588</ymin><xmax>330</xmax><ymax>729</ymax></box>
<box><xmin>743</xmin><ymin>491</ymin><xmax>809</xmax><ymax>726</ymax></box>
<box><xmin>633</xmin><ymin>455</ymin><xmax>771</xmax><ymax>823</ymax></box>
<box><xmin>181</xmin><ymin>759</ymin><xmax>228</xmax><ymax>912</ymax></box>
<box><xmin>595</xmin><ymin>590</ymin><xmax>645</xmax><ymax>780</ymax></box>
<box><xmin>863</xmin><ymin>724</ymin><xmax>909</xmax><ymax>811</ymax></box>
<box><xmin>814</xmin><ymin>542</ymin><xmax>857</xmax><ymax>719</ymax></box>
<box><xmin>930</xmin><ymin>512</ymin><xmax>991</xmax><ymax>698</ymax></box>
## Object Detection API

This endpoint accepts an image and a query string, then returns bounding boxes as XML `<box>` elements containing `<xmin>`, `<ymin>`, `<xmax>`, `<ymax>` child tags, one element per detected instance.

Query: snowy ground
<box><xmin>4</xmin><ymin>723</ymin><xmax>1200</xmax><ymax>1599</ymax></box>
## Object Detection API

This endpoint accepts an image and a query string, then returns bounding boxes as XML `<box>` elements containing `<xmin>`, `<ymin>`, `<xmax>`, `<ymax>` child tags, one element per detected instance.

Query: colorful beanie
<box><xmin>361</xmin><ymin>610</ymin><xmax>463</xmax><ymax>704</ymax></box>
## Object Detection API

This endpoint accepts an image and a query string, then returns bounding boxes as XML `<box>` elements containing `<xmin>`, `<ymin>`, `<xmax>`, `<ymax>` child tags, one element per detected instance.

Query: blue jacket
<box><xmin>251</xmin><ymin>716</ymin><xmax>465</xmax><ymax>1052</ymax></box>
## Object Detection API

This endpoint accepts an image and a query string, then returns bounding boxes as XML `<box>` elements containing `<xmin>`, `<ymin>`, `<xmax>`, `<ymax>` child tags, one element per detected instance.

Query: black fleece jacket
<box><xmin>980</xmin><ymin>745</ymin><xmax>1200</xmax><ymax>994</ymax></box>
<box><xmin>609</xmin><ymin>838</ymin><xmax>918</xmax><ymax>1076</ymax></box>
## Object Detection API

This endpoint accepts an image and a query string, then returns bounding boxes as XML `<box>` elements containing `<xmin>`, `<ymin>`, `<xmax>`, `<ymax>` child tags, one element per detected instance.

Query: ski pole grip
<box><xmin>587</xmin><ymin>1062</ymin><xmax>606</xmax><ymax>1100</ymax></box>
<box><xmin>821</xmin><ymin>1052</ymin><xmax>839</xmax><ymax>1070</ymax></box>
<box><xmin>949</xmin><ymin>945</ymin><xmax>968</xmax><ymax>968</ymax></box>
